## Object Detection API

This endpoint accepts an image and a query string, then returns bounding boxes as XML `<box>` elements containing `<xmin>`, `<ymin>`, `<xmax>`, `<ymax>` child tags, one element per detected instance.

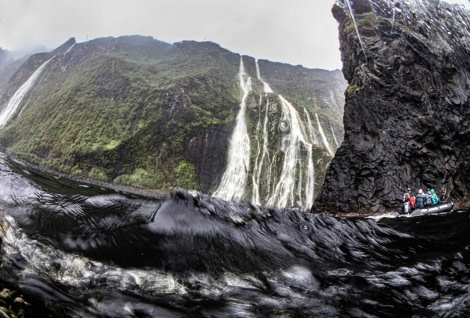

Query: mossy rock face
<box><xmin>0</xmin><ymin>36</ymin><xmax>347</xmax><ymax>206</ymax></box>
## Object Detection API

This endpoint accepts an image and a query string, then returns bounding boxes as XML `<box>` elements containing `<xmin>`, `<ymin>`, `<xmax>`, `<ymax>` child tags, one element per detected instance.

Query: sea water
<box><xmin>0</xmin><ymin>155</ymin><xmax>468</xmax><ymax>317</ymax></box>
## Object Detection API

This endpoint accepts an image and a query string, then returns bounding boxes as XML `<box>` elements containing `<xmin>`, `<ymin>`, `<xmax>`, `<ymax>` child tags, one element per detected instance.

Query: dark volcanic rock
<box><xmin>314</xmin><ymin>0</ymin><xmax>470</xmax><ymax>214</ymax></box>
<box><xmin>186</xmin><ymin>123</ymin><xmax>233</xmax><ymax>193</ymax></box>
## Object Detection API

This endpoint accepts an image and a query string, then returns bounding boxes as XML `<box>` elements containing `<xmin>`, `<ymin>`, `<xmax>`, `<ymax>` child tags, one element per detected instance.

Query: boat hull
<box><xmin>409</xmin><ymin>200</ymin><xmax>454</xmax><ymax>216</ymax></box>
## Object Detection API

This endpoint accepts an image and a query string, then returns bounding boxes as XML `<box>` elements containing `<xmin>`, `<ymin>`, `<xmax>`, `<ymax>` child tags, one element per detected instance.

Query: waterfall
<box><xmin>254</xmin><ymin>60</ymin><xmax>316</xmax><ymax>209</ymax></box>
<box><xmin>0</xmin><ymin>58</ymin><xmax>53</xmax><ymax>129</ymax></box>
<box><xmin>212</xmin><ymin>56</ymin><xmax>252</xmax><ymax>201</ymax></box>
<box><xmin>344</xmin><ymin>0</ymin><xmax>368</xmax><ymax>63</ymax></box>
<box><xmin>214</xmin><ymin>59</ymin><xmax>318</xmax><ymax>210</ymax></box>
<box><xmin>252</xmin><ymin>96</ymin><xmax>272</xmax><ymax>206</ymax></box>
<box><xmin>65</xmin><ymin>43</ymin><xmax>76</xmax><ymax>55</ymax></box>
<box><xmin>255</xmin><ymin>59</ymin><xmax>273</xmax><ymax>94</ymax></box>
<box><xmin>304</xmin><ymin>110</ymin><xmax>319</xmax><ymax>145</ymax></box>
<box><xmin>331</xmin><ymin>125</ymin><xmax>340</xmax><ymax>148</ymax></box>
<box><xmin>316</xmin><ymin>113</ymin><xmax>334</xmax><ymax>157</ymax></box>
<box><xmin>266</xmin><ymin>96</ymin><xmax>314</xmax><ymax>209</ymax></box>
<box><xmin>251</xmin><ymin>60</ymin><xmax>274</xmax><ymax>205</ymax></box>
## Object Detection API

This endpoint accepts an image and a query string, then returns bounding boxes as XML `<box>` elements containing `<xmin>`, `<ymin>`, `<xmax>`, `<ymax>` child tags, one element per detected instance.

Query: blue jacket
<box><xmin>415</xmin><ymin>193</ymin><xmax>426</xmax><ymax>208</ymax></box>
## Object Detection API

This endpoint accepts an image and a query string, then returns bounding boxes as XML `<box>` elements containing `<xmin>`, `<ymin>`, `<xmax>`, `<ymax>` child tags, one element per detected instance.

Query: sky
<box><xmin>0</xmin><ymin>0</ymin><xmax>469</xmax><ymax>71</ymax></box>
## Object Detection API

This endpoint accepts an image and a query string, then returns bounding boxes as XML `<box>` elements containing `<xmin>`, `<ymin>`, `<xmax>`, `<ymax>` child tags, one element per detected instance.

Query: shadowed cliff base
<box><xmin>313</xmin><ymin>0</ymin><xmax>470</xmax><ymax>215</ymax></box>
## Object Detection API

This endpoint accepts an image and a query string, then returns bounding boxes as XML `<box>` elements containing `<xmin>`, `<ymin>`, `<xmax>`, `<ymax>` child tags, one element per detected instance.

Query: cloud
<box><xmin>0</xmin><ymin>0</ymin><xmax>341</xmax><ymax>70</ymax></box>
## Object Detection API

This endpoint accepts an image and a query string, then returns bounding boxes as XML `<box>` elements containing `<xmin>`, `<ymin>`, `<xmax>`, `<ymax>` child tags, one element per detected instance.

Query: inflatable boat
<box><xmin>407</xmin><ymin>200</ymin><xmax>454</xmax><ymax>217</ymax></box>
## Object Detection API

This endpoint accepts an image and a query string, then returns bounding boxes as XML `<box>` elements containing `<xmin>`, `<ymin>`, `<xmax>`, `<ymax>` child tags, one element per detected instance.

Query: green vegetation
<box><xmin>345</xmin><ymin>11</ymin><xmax>376</xmax><ymax>37</ymax></box>
<box><xmin>347</xmin><ymin>84</ymin><xmax>360</xmax><ymax>95</ymax></box>
<box><xmin>0</xmin><ymin>36</ymin><xmax>346</xmax><ymax>199</ymax></box>
<box><xmin>175</xmin><ymin>161</ymin><xmax>198</xmax><ymax>189</ymax></box>
<box><xmin>89</xmin><ymin>166</ymin><xmax>108</xmax><ymax>181</ymax></box>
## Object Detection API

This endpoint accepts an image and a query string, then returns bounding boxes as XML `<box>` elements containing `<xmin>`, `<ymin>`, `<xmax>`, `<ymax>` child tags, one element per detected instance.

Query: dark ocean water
<box><xmin>0</xmin><ymin>154</ymin><xmax>469</xmax><ymax>317</ymax></box>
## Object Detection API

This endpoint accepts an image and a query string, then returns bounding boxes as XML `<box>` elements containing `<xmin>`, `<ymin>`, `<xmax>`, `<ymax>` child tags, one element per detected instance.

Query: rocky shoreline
<box><xmin>7</xmin><ymin>153</ymin><xmax>470</xmax><ymax>219</ymax></box>
<box><xmin>4</xmin><ymin>153</ymin><xmax>169</xmax><ymax>200</ymax></box>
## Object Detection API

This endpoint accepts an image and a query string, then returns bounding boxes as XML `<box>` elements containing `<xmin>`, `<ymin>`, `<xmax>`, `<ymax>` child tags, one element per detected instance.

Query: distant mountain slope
<box><xmin>0</xmin><ymin>35</ymin><xmax>346</xmax><ymax>209</ymax></box>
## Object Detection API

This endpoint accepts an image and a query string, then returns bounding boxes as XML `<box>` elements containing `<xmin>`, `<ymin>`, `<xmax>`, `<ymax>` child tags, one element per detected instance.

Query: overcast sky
<box><xmin>0</xmin><ymin>0</ymin><xmax>469</xmax><ymax>70</ymax></box>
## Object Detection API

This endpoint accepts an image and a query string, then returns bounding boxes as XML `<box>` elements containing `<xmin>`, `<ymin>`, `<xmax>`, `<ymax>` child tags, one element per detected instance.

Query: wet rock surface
<box><xmin>314</xmin><ymin>0</ymin><xmax>470</xmax><ymax>214</ymax></box>
<box><xmin>0</xmin><ymin>288</ymin><xmax>32</xmax><ymax>318</ymax></box>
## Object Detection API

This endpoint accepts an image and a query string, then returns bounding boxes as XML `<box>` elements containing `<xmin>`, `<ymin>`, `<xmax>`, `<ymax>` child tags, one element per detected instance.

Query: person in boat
<box><xmin>431</xmin><ymin>189</ymin><xmax>439</xmax><ymax>205</ymax></box>
<box><xmin>415</xmin><ymin>189</ymin><xmax>426</xmax><ymax>209</ymax></box>
<box><xmin>409</xmin><ymin>191</ymin><xmax>416</xmax><ymax>210</ymax></box>
<box><xmin>440</xmin><ymin>187</ymin><xmax>447</xmax><ymax>202</ymax></box>
<box><xmin>424</xmin><ymin>189</ymin><xmax>434</xmax><ymax>206</ymax></box>
<box><xmin>403</xmin><ymin>188</ymin><xmax>410</xmax><ymax>203</ymax></box>
<box><xmin>402</xmin><ymin>187</ymin><xmax>411</xmax><ymax>213</ymax></box>
<box><xmin>405</xmin><ymin>187</ymin><xmax>416</xmax><ymax>211</ymax></box>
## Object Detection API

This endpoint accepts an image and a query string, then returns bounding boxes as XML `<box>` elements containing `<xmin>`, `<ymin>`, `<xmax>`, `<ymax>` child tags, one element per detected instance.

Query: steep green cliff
<box><xmin>0</xmin><ymin>36</ymin><xmax>346</xmax><ymax>208</ymax></box>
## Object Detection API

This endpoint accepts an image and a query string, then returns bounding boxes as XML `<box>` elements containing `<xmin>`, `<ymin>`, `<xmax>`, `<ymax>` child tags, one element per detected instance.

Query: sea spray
<box><xmin>1</xmin><ymin>155</ymin><xmax>469</xmax><ymax>317</ymax></box>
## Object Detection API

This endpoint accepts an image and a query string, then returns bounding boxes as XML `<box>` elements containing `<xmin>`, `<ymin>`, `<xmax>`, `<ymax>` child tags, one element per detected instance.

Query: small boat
<box><xmin>368</xmin><ymin>200</ymin><xmax>454</xmax><ymax>221</ymax></box>
<box><xmin>407</xmin><ymin>200</ymin><xmax>454</xmax><ymax>217</ymax></box>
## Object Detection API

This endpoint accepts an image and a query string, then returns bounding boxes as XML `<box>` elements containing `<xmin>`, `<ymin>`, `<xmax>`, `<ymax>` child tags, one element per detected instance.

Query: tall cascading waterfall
<box><xmin>214</xmin><ymin>58</ymin><xmax>334</xmax><ymax>210</ymax></box>
<box><xmin>251</xmin><ymin>60</ymin><xmax>274</xmax><ymax>205</ymax></box>
<box><xmin>266</xmin><ymin>96</ymin><xmax>315</xmax><ymax>209</ymax></box>
<box><xmin>252</xmin><ymin>61</ymin><xmax>316</xmax><ymax>209</ymax></box>
<box><xmin>212</xmin><ymin>56</ymin><xmax>252</xmax><ymax>201</ymax></box>
<box><xmin>0</xmin><ymin>58</ymin><xmax>54</xmax><ymax>128</ymax></box>
<box><xmin>251</xmin><ymin>60</ymin><xmax>317</xmax><ymax>209</ymax></box>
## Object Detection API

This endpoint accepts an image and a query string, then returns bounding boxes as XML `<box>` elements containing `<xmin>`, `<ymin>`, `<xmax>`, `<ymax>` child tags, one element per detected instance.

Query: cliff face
<box><xmin>314</xmin><ymin>0</ymin><xmax>470</xmax><ymax>213</ymax></box>
<box><xmin>0</xmin><ymin>36</ymin><xmax>346</xmax><ymax>208</ymax></box>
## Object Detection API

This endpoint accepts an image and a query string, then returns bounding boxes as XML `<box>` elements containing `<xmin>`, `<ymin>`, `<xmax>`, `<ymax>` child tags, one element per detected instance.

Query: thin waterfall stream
<box><xmin>316</xmin><ymin>113</ymin><xmax>334</xmax><ymax>157</ymax></box>
<box><xmin>0</xmin><ymin>58</ymin><xmax>54</xmax><ymax>128</ymax></box>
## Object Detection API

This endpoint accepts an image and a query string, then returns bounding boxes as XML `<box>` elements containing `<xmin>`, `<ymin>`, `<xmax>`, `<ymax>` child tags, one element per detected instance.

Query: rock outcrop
<box><xmin>314</xmin><ymin>0</ymin><xmax>470</xmax><ymax>214</ymax></box>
